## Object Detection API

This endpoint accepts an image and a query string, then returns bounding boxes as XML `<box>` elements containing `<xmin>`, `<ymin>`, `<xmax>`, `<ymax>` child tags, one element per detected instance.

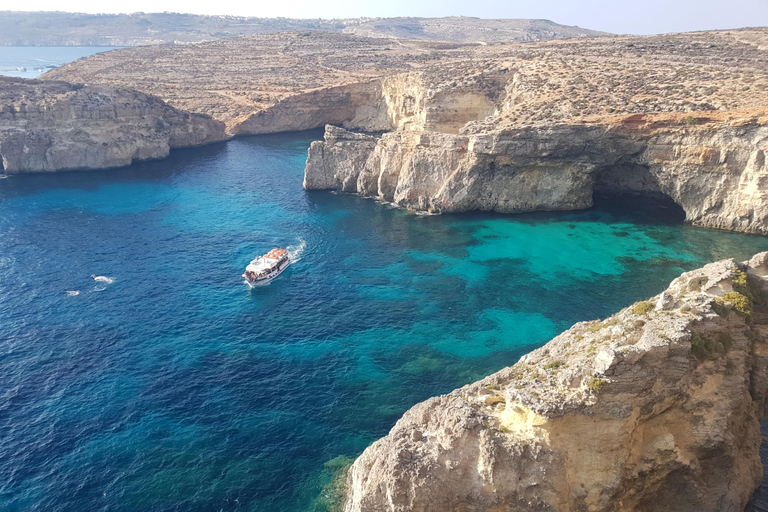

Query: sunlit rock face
<box><xmin>343</xmin><ymin>252</ymin><xmax>768</xmax><ymax>512</ymax></box>
<box><xmin>0</xmin><ymin>77</ymin><xmax>227</xmax><ymax>173</ymax></box>
<box><xmin>305</xmin><ymin>115</ymin><xmax>768</xmax><ymax>234</ymax></box>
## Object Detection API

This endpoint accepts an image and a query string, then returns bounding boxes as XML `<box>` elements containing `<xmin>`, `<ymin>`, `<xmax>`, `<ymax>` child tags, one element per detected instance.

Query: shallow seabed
<box><xmin>2</xmin><ymin>131</ymin><xmax>768</xmax><ymax>512</ymax></box>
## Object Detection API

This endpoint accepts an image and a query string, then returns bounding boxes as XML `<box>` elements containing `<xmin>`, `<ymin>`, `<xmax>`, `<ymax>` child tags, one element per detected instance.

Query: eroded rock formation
<box><xmin>294</xmin><ymin>29</ymin><xmax>768</xmax><ymax>235</ymax></box>
<box><xmin>0</xmin><ymin>77</ymin><xmax>227</xmax><ymax>173</ymax></box>
<box><xmin>305</xmin><ymin>112</ymin><xmax>768</xmax><ymax>234</ymax></box>
<box><xmin>45</xmin><ymin>29</ymin><xmax>768</xmax><ymax>135</ymax></box>
<box><xmin>344</xmin><ymin>253</ymin><xmax>768</xmax><ymax>512</ymax></box>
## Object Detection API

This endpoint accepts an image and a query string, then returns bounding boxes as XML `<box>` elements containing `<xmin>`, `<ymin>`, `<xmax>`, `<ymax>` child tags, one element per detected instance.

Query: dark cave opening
<box><xmin>592</xmin><ymin>164</ymin><xmax>687</xmax><ymax>224</ymax></box>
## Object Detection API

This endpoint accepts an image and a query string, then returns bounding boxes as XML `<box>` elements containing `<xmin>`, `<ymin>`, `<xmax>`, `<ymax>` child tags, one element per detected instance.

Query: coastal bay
<box><xmin>2</xmin><ymin>132</ymin><xmax>768</xmax><ymax>511</ymax></box>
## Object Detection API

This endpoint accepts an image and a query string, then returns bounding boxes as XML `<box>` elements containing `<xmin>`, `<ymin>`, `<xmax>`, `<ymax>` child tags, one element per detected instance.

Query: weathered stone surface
<box><xmin>344</xmin><ymin>253</ymin><xmax>768</xmax><ymax>512</ymax></box>
<box><xmin>305</xmin><ymin>114</ymin><xmax>768</xmax><ymax>233</ymax></box>
<box><xmin>0</xmin><ymin>77</ymin><xmax>227</xmax><ymax>173</ymax></box>
<box><xmin>45</xmin><ymin>28</ymin><xmax>768</xmax><ymax>135</ymax></box>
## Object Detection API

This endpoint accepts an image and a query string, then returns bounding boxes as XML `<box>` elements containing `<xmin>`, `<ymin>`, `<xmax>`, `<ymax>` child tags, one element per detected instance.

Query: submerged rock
<box><xmin>343</xmin><ymin>252</ymin><xmax>768</xmax><ymax>512</ymax></box>
<box><xmin>0</xmin><ymin>77</ymin><xmax>227</xmax><ymax>173</ymax></box>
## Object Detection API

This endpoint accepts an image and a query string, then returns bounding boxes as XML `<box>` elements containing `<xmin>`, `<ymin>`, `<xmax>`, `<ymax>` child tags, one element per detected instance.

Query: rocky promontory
<box><xmin>29</xmin><ymin>28</ymin><xmax>768</xmax><ymax>232</ymax></box>
<box><xmin>305</xmin><ymin>111</ymin><xmax>768</xmax><ymax>234</ymax></box>
<box><xmin>45</xmin><ymin>28</ymin><xmax>768</xmax><ymax>135</ymax></box>
<box><xmin>302</xmin><ymin>28</ymin><xmax>768</xmax><ymax>234</ymax></box>
<box><xmin>343</xmin><ymin>253</ymin><xmax>768</xmax><ymax>512</ymax></box>
<box><xmin>0</xmin><ymin>77</ymin><xmax>227</xmax><ymax>173</ymax></box>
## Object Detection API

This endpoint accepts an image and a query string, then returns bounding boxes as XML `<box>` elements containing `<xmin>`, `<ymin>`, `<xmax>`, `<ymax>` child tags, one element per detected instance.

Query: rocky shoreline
<box><xmin>343</xmin><ymin>253</ymin><xmax>768</xmax><ymax>512</ymax></box>
<box><xmin>0</xmin><ymin>77</ymin><xmax>227</xmax><ymax>173</ymax></box>
<box><xmin>305</xmin><ymin>113</ymin><xmax>768</xmax><ymax>234</ymax></box>
<box><xmin>5</xmin><ymin>24</ymin><xmax>768</xmax><ymax>512</ymax></box>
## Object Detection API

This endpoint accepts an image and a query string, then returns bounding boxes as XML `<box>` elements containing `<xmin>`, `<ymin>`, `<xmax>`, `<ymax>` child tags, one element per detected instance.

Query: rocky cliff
<box><xmin>45</xmin><ymin>29</ymin><xmax>768</xmax><ymax>135</ymax></box>
<box><xmin>343</xmin><ymin>252</ymin><xmax>768</xmax><ymax>512</ymax></box>
<box><xmin>305</xmin><ymin>111</ymin><xmax>768</xmax><ymax>234</ymax></box>
<box><xmin>287</xmin><ymin>29</ymin><xmax>768</xmax><ymax>235</ymax></box>
<box><xmin>0</xmin><ymin>77</ymin><xmax>227</xmax><ymax>173</ymax></box>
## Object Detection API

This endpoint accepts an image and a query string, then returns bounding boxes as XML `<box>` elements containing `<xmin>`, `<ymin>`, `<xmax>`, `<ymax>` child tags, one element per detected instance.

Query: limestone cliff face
<box><xmin>0</xmin><ymin>77</ymin><xmax>227</xmax><ymax>173</ymax></box>
<box><xmin>344</xmin><ymin>252</ymin><xmax>768</xmax><ymax>512</ymax></box>
<box><xmin>304</xmin><ymin>115</ymin><xmax>768</xmax><ymax>234</ymax></box>
<box><xmin>233</xmin><ymin>68</ymin><xmax>510</xmax><ymax>136</ymax></box>
<box><xmin>232</xmin><ymin>80</ymin><xmax>390</xmax><ymax>136</ymax></box>
<box><xmin>379</xmin><ymin>71</ymin><xmax>505</xmax><ymax>134</ymax></box>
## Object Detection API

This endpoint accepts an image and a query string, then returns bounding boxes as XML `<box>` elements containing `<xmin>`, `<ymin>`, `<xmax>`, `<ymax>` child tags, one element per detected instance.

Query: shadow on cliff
<box><xmin>0</xmin><ymin>140</ymin><xmax>230</xmax><ymax>198</ymax></box>
<box><xmin>591</xmin><ymin>193</ymin><xmax>687</xmax><ymax>225</ymax></box>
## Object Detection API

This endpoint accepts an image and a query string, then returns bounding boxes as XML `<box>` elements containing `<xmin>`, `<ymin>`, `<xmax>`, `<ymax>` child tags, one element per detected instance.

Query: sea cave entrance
<box><xmin>592</xmin><ymin>164</ymin><xmax>686</xmax><ymax>224</ymax></box>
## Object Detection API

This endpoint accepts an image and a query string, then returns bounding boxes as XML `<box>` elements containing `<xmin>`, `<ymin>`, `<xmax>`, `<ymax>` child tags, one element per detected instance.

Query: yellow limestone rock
<box><xmin>342</xmin><ymin>253</ymin><xmax>768</xmax><ymax>512</ymax></box>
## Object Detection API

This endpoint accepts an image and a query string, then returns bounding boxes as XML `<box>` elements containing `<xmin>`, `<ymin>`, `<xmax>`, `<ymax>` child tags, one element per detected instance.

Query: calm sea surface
<box><xmin>2</xmin><ymin>131</ymin><xmax>768</xmax><ymax>511</ymax></box>
<box><xmin>0</xmin><ymin>47</ymin><xmax>119</xmax><ymax>79</ymax></box>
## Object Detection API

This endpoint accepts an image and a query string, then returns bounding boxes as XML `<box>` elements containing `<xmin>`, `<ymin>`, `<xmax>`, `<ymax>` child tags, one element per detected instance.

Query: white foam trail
<box><xmin>286</xmin><ymin>238</ymin><xmax>306</xmax><ymax>264</ymax></box>
<box><xmin>66</xmin><ymin>290</ymin><xmax>80</xmax><ymax>297</ymax></box>
<box><xmin>91</xmin><ymin>275</ymin><xmax>115</xmax><ymax>284</ymax></box>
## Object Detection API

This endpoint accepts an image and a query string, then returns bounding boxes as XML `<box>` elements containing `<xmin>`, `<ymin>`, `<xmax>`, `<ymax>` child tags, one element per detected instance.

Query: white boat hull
<box><xmin>243</xmin><ymin>259</ymin><xmax>290</xmax><ymax>287</ymax></box>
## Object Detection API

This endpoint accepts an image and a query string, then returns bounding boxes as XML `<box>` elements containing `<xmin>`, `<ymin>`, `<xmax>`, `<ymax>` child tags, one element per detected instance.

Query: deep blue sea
<box><xmin>0</xmin><ymin>47</ymin><xmax>119</xmax><ymax>79</ymax></box>
<box><xmin>2</xmin><ymin>131</ymin><xmax>768</xmax><ymax>511</ymax></box>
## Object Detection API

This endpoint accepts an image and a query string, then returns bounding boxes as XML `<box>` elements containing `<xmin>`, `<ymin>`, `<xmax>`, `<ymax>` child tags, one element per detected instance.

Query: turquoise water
<box><xmin>2</xmin><ymin>131</ymin><xmax>768</xmax><ymax>511</ymax></box>
<box><xmin>0</xmin><ymin>46</ymin><xmax>119</xmax><ymax>79</ymax></box>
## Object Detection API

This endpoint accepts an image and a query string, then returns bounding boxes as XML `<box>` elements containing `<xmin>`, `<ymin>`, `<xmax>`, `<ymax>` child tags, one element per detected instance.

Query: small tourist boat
<box><xmin>16</xmin><ymin>67</ymin><xmax>26</xmax><ymax>72</ymax></box>
<box><xmin>242</xmin><ymin>248</ymin><xmax>290</xmax><ymax>287</ymax></box>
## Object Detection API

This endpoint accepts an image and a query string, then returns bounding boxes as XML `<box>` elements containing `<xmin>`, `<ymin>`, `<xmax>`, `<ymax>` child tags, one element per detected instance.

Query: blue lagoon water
<box><xmin>2</xmin><ymin>131</ymin><xmax>768</xmax><ymax>511</ymax></box>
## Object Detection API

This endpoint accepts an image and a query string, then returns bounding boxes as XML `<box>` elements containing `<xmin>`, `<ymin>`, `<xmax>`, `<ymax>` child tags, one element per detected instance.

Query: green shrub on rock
<box><xmin>631</xmin><ymin>301</ymin><xmax>655</xmax><ymax>316</ymax></box>
<box><xmin>715</xmin><ymin>292</ymin><xmax>752</xmax><ymax>317</ymax></box>
<box><xmin>587</xmin><ymin>378</ymin><xmax>607</xmax><ymax>392</ymax></box>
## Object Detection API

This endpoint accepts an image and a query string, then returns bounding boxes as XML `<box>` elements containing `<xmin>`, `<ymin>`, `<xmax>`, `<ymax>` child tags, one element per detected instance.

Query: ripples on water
<box><xmin>2</xmin><ymin>131</ymin><xmax>768</xmax><ymax>511</ymax></box>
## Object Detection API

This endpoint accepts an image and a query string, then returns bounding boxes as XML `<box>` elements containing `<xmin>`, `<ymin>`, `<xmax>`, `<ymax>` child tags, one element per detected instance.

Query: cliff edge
<box><xmin>344</xmin><ymin>252</ymin><xmax>768</xmax><ymax>512</ymax></box>
<box><xmin>0</xmin><ymin>77</ymin><xmax>227</xmax><ymax>173</ymax></box>
<box><xmin>305</xmin><ymin>112</ymin><xmax>768</xmax><ymax>234</ymax></box>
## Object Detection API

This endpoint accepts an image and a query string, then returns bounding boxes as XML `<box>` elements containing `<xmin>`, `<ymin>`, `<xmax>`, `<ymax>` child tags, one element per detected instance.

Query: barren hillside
<box><xmin>44</xmin><ymin>28</ymin><xmax>768</xmax><ymax>135</ymax></box>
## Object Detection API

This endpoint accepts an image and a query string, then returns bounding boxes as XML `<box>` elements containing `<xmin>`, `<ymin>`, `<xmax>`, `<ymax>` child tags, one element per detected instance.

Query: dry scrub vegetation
<box><xmin>45</xmin><ymin>28</ymin><xmax>768</xmax><ymax>132</ymax></box>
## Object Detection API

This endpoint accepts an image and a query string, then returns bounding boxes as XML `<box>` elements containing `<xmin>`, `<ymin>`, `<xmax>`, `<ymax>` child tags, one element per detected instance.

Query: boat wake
<box><xmin>91</xmin><ymin>275</ymin><xmax>115</xmax><ymax>291</ymax></box>
<box><xmin>286</xmin><ymin>239</ymin><xmax>306</xmax><ymax>264</ymax></box>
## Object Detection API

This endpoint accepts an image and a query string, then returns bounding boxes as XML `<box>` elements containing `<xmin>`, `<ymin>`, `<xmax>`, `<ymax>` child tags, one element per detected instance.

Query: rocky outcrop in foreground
<box><xmin>305</xmin><ymin>112</ymin><xmax>768</xmax><ymax>234</ymax></box>
<box><xmin>0</xmin><ymin>77</ymin><xmax>227</xmax><ymax>173</ymax></box>
<box><xmin>344</xmin><ymin>253</ymin><xmax>768</xmax><ymax>512</ymax></box>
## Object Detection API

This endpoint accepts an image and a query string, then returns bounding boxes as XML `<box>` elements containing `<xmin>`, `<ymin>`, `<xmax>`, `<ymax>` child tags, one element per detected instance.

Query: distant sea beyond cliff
<box><xmin>0</xmin><ymin>46</ymin><xmax>119</xmax><ymax>79</ymax></box>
